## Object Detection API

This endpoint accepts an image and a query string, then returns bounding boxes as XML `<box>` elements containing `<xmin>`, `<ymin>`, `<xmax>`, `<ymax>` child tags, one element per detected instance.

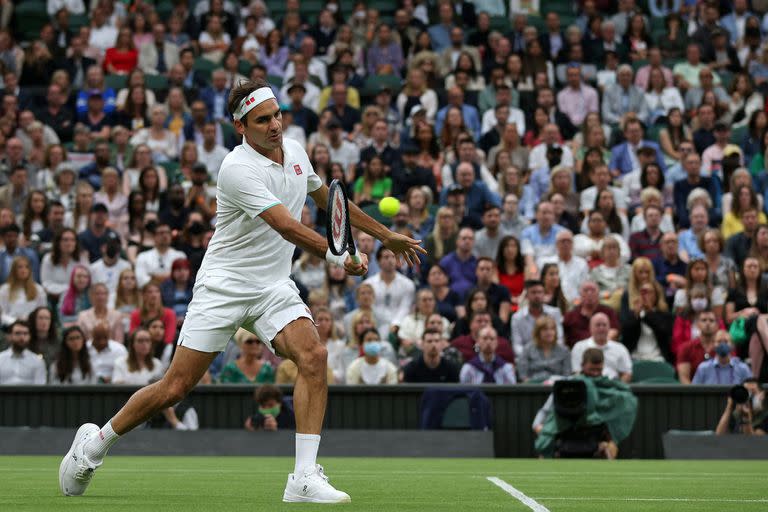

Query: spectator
<box><xmin>678</xmin><ymin>205</ymin><xmax>709</xmax><ymax>262</ymax></box>
<box><xmin>0</xmin><ymin>166</ymin><xmax>30</xmax><ymax>217</ymax></box>
<box><xmin>135</xmin><ymin>223</ymin><xmax>187</xmax><ymax>288</ymax></box>
<box><xmin>366</xmin><ymin>23</ymin><xmax>403</xmax><ymax>76</ymax></box>
<box><xmin>571</xmin><ymin>312</ymin><xmax>633</xmax><ymax>382</ymax></box>
<box><xmin>499</xmin><ymin>193</ymin><xmax>528</xmax><ymax>239</ymax></box>
<box><xmin>602</xmin><ymin>65</ymin><xmax>646</xmax><ymax>126</ymax></box>
<box><xmin>653</xmin><ymin>232</ymin><xmax>687</xmax><ymax>308</ymax></box>
<box><xmin>89</xmin><ymin>231</ymin><xmax>132</xmax><ymax>300</ymax></box>
<box><xmin>345</xmin><ymin>327</ymin><xmax>398</xmax><ymax>384</ymax></box>
<box><xmin>397</xmin><ymin>289</ymin><xmax>447</xmax><ymax>359</ymax></box>
<box><xmin>520</xmin><ymin>201</ymin><xmax>564</xmax><ymax>274</ymax></box>
<box><xmin>692</xmin><ymin>336</ymin><xmax>752</xmax><ymax>385</ymax></box>
<box><xmin>0</xmin><ymin>256</ymin><xmax>46</xmax><ymax>326</ymax></box>
<box><xmin>589</xmin><ymin>237</ymin><xmax>631</xmax><ymax>308</ymax></box>
<box><xmin>129</xmin><ymin>283</ymin><xmax>177</xmax><ymax>345</ymax></box>
<box><xmin>27</xmin><ymin>306</ymin><xmax>57</xmax><ymax>365</ymax></box>
<box><xmin>402</xmin><ymin>328</ymin><xmax>460</xmax><ymax>383</ymax></box>
<box><xmin>608</xmin><ymin>118</ymin><xmax>666</xmax><ymax>180</ymax></box>
<box><xmin>574</xmin><ymin>209</ymin><xmax>630</xmax><ymax>264</ymax></box>
<box><xmin>0</xmin><ymin>320</ymin><xmax>45</xmax><ymax>384</ymax></box>
<box><xmin>473</xmin><ymin>206</ymin><xmax>504</xmax><ymax>259</ymax></box>
<box><xmin>58</xmin><ymin>265</ymin><xmax>91</xmax><ymax>327</ymax></box>
<box><xmin>219</xmin><ymin>331</ymin><xmax>275</xmax><ymax>384</ymax></box>
<box><xmin>49</xmin><ymin>325</ymin><xmax>95</xmax><ymax>385</ymax></box>
<box><xmin>451</xmin><ymin>288</ymin><xmax>508</xmax><ymax>340</ymax></box>
<box><xmin>621</xmin><ymin>281</ymin><xmax>675</xmax><ymax>362</ymax></box>
<box><xmin>196</xmin><ymin>122</ymin><xmax>229</xmax><ymax>182</ymax></box>
<box><xmin>112</xmin><ymin>327</ymin><xmax>164</xmax><ymax>386</ymax></box>
<box><xmin>539</xmin><ymin>229</ymin><xmax>589</xmax><ymax>303</ymax></box>
<box><xmin>722</xmin><ymin>185</ymin><xmax>768</xmax><ymax>240</ymax></box>
<box><xmin>518</xmin><ymin>315</ymin><xmax>572</xmax><ymax>383</ymax></box>
<box><xmin>103</xmin><ymin>27</ymin><xmax>138</xmax><ymax>76</ymax></box>
<box><xmin>78</xmin><ymin>203</ymin><xmax>118</xmax><ymax>263</ymax></box>
<box><xmin>114</xmin><ymin>270</ymin><xmax>140</xmax><ymax>333</ymax></box>
<box><xmin>628</xmin><ymin>205</ymin><xmax>664</xmax><ymax>261</ymax></box>
<box><xmin>77</xmin><ymin>283</ymin><xmax>124</xmax><ymax>342</ymax></box>
<box><xmin>673</xmin><ymin>258</ymin><xmax>726</xmax><ymax>317</ymax></box>
<box><xmin>676</xmin><ymin>310</ymin><xmax>723</xmax><ymax>384</ymax></box>
<box><xmin>93</xmin><ymin>167</ymin><xmax>128</xmax><ymax>234</ymax></box>
<box><xmin>439</xmin><ymin>161</ymin><xmax>501</xmax><ymax>228</ymax></box>
<box><xmin>459</xmin><ymin>326</ymin><xmax>517</xmax><ymax>384</ymax></box>
<box><xmin>138</xmin><ymin>23</ymin><xmax>180</xmax><ymax>76</ymax></box>
<box><xmin>160</xmin><ymin>259</ymin><xmax>194</xmax><ymax>325</ymax></box>
<box><xmin>352</xmin><ymin>155</ymin><xmax>391</xmax><ymax>207</ymax></box>
<box><xmin>511</xmin><ymin>279</ymin><xmax>564</xmax><ymax>358</ymax></box>
<box><xmin>452</xmin><ymin>310</ymin><xmax>515</xmax><ymax>363</ymax></box>
<box><xmin>86</xmin><ymin>321</ymin><xmax>127</xmax><ymax>383</ymax></box>
<box><xmin>130</xmin><ymin>105</ymin><xmax>179</xmax><ymax>163</ymax></box>
<box><xmin>245</xmin><ymin>384</ymin><xmax>296</xmax><ymax>431</ymax></box>
<box><xmin>439</xmin><ymin>226</ymin><xmax>477</xmax><ymax>301</ymax></box>
<box><xmin>557</xmin><ymin>63</ymin><xmax>599</xmax><ymax>129</ymax></box>
<box><xmin>363</xmin><ymin>247</ymin><xmax>416</xmax><ymax>337</ymax></box>
<box><xmin>564</xmin><ymin>280</ymin><xmax>621</xmax><ymax>348</ymax></box>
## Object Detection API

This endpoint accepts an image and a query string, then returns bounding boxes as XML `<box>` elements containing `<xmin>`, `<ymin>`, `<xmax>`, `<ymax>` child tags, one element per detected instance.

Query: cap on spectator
<box><xmin>91</xmin><ymin>203</ymin><xmax>109</xmax><ymax>214</ymax></box>
<box><xmin>446</xmin><ymin>183</ymin><xmax>464</xmax><ymax>195</ymax></box>
<box><xmin>713</xmin><ymin>122</ymin><xmax>729</xmax><ymax>132</ymax></box>
<box><xmin>723</xmin><ymin>144</ymin><xmax>743</xmax><ymax>157</ymax></box>
<box><xmin>106</xmin><ymin>231</ymin><xmax>120</xmax><ymax>242</ymax></box>
<box><xmin>401</xmin><ymin>142</ymin><xmax>420</xmax><ymax>155</ymax></box>
<box><xmin>326</xmin><ymin>117</ymin><xmax>343</xmax><ymax>130</ymax></box>
<box><xmin>286</xmin><ymin>82</ymin><xmax>306</xmax><ymax>93</ymax></box>
<box><xmin>409</xmin><ymin>105</ymin><xmax>425</xmax><ymax>117</ymax></box>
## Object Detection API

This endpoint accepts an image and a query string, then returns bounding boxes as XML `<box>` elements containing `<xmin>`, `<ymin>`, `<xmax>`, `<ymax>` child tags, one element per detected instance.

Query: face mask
<box><xmin>715</xmin><ymin>342</ymin><xmax>731</xmax><ymax>358</ymax></box>
<box><xmin>363</xmin><ymin>341</ymin><xmax>381</xmax><ymax>357</ymax></box>
<box><xmin>691</xmin><ymin>298</ymin><xmax>708</xmax><ymax>312</ymax></box>
<box><xmin>354</xmin><ymin>10</ymin><xmax>365</xmax><ymax>19</ymax></box>
<box><xmin>258</xmin><ymin>405</ymin><xmax>281</xmax><ymax>417</ymax></box>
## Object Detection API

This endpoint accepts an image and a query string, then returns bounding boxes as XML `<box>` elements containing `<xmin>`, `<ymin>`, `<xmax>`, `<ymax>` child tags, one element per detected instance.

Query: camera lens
<box><xmin>730</xmin><ymin>385</ymin><xmax>749</xmax><ymax>404</ymax></box>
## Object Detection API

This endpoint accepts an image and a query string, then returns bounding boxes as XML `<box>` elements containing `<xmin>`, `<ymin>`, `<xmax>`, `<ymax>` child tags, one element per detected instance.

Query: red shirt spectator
<box><xmin>104</xmin><ymin>27</ymin><xmax>138</xmax><ymax>75</ymax></box>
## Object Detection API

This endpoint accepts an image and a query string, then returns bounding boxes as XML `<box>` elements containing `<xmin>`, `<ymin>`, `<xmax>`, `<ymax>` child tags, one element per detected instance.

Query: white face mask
<box><xmin>691</xmin><ymin>298</ymin><xmax>708</xmax><ymax>312</ymax></box>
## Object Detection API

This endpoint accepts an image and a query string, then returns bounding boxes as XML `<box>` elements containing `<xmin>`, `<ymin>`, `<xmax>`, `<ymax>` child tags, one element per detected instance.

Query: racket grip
<box><xmin>350</xmin><ymin>253</ymin><xmax>361</xmax><ymax>264</ymax></box>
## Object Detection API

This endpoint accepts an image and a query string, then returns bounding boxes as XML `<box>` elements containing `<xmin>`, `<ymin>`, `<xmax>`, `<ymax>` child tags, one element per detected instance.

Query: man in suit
<box><xmin>539</xmin><ymin>12</ymin><xmax>565</xmax><ymax>61</ymax></box>
<box><xmin>36</xmin><ymin>83</ymin><xmax>75</xmax><ymax>143</ymax></box>
<box><xmin>437</xmin><ymin>26</ymin><xmax>482</xmax><ymax>77</ymax></box>
<box><xmin>139</xmin><ymin>23</ymin><xmax>180</xmax><ymax>76</ymax></box>
<box><xmin>608</xmin><ymin>118</ymin><xmax>666</xmax><ymax>180</ymax></box>
<box><xmin>178</xmin><ymin>48</ymin><xmax>210</xmax><ymax>91</ymax></box>
<box><xmin>602</xmin><ymin>64</ymin><xmax>647</xmax><ymax>127</ymax></box>
<box><xmin>199</xmin><ymin>69</ymin><xmax>231</xmax><ymax>122</ymax></box>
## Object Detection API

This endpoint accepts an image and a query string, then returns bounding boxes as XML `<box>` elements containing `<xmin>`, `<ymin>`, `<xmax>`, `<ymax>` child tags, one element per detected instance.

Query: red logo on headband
<box><xmin>294</xmin><ymin>164</ymin><xmax>302</xmax><ymax>175</ymax></box>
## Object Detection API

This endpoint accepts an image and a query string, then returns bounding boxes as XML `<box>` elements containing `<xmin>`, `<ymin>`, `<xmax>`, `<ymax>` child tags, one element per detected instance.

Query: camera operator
<box><xmin>716</xmin><ymin>379</ymin><xmax>767</xmax><ymax>435</ymax></box>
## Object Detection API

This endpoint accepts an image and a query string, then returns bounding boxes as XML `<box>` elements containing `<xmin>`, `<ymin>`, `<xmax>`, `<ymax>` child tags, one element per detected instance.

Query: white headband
<box><xmin>233</xmin><ymin>87</ymin><xmax>276</xmax><ymax>121</ymax></box>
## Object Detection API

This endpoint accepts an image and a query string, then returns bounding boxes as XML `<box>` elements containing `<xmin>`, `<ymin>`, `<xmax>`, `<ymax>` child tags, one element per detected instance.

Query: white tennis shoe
<box><xmin>282</xmin><ymin>464</ymin><xmax>351</xmax><ymax>503</ymax></box>
<box><xmin>59</xmin><ymin>423</ymin><xmax>102</xmax><ymax>496</ymax></box>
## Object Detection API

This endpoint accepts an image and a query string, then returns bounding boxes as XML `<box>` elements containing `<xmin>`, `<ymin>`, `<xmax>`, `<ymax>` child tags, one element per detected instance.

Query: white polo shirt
<box><xmin>570</xmin><ymin>338</ymin><xmax>632</xmax><ymax>380</ymax></box>
<box><xmin>198</xmin><ymin>137</ymin><xmax>322</xmax><ymax>287</ymax></box>
<box><xmin>0</xmin><ymin>348</ymin><xmax>47</xmax><ymax>384</ymax></box>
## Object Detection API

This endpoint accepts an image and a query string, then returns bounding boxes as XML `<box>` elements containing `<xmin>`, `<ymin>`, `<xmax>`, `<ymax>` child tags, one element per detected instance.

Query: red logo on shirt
<box><xmin>293</xmin><ymin>164</ymin><xmax>302</xmax><ymax>175</ymax></box>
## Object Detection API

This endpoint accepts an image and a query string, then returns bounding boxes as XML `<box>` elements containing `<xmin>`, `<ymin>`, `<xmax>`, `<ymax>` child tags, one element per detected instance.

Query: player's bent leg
<box><xmin>273</xmin><ymin>318</ymin><xmax>350</xmax><ymax>504</ymax></box>
<box><xmin>59</xmin><ymin>346</ymin><xmax>217</xmax><ymax>497</ymax></box>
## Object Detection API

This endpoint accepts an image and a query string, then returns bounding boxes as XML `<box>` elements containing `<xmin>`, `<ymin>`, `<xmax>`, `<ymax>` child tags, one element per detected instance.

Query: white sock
<box><xmin>84</xmin><ymin>420</ymin><xmax>120</xmax><ymax>462</ymax></box>
<box><xmin>294</xmin><ymin>433</ymin><xmax>321</xmax><ymax>474</ymax></box>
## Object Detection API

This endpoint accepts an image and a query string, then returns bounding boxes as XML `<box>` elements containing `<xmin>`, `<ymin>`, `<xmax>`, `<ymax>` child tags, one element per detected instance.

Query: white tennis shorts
<box><xmin>177</xmin><ymin>278</ymin><xmax>313</xmax><ymax>353</ymax></box>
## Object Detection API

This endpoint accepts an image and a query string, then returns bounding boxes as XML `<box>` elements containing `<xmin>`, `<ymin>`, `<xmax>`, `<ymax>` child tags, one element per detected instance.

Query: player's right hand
<box><xmin>344</xmin><ymin>252</ymin><xmax>368</xmax><ymax>276</ymax></box>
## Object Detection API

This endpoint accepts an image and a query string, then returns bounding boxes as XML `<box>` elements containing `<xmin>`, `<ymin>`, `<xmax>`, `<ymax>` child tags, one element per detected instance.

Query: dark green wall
<box><xmin>0</xmin><ymin>384</ymin><xmax>730</xmax><ymax>458</ymax></box>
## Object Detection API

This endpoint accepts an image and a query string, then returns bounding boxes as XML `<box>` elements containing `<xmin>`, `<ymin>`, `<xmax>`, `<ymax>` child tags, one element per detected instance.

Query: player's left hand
<box><xmin>344</xmin><ymin>252</ymin><xmax>368</xmax><ymax>276</ymax></box>
<box><xmin>383</xmin><ymin>232</ymin><xmax>427</xmax><ymax>267</ymax></box>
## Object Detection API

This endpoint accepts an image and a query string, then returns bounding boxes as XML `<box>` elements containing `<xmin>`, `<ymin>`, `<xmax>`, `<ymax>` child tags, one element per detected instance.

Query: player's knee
<box><xmin>298</xmin><ymin>343</ymin><xmax>328</xmax><ymax>379</ymax></box>
<box><xmin>163</xmin><ymin>376</ymin><xmax>194</xmax><ymax>405</ymax></box>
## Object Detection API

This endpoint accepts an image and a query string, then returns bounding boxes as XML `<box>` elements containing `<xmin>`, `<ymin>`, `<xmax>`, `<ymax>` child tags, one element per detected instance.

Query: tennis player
<box><xmin>59</xmin><ymin>79</ymin><xmax>425</xmax><ymax>503</ymax></box>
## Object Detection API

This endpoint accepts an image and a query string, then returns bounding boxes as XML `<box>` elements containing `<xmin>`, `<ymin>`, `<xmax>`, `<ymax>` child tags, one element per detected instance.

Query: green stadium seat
<box><xmin>631</xmin><ymin>360</ymin><xmax>677</xmax><ymax>383</ymax></box>
<box><xmin>69</xmin><ymin>14</ymin><xmax>90</xmax><ymax>31</ymax></box>
<box><xmin>267</xmin><ymin>74</ymin><xmax>284</xmax><ymax>88</ymax></box>
<box><xmin>15</xmin><ymin>1</ymin><xmax>48</xmax><ymax>40</ymax></box>
<box><xmin>104</xmin><ymin>74</ymin><xmax>127</xmax><ymax>90</ymax></box>
<box><xmin>731</xmin><ymin>125</ymin><xmax>748</xmax><ymax>145</ymax></box>
<box><xmin>193</xmin><ymin>57</ymin><xmax>217</xmax><ymax>81</ymax></box>
<box><xmin>159</xmin><ymin>161</ymin><xmax>181</xmax><ymax>185</ymax></box>
<box><xmin>238</xmin><ymin>59</ymin><xmax>252</xmax><ymax>76</ymax></box>
<box><xmin>363</xmin><ymin>74</ymin><xmax>403</xmax><ymax>97</ymax></box>
<box><xmin>144</xmin><ymin>74</ymin><xmax>169</xmax><ymax>91</ymax></box>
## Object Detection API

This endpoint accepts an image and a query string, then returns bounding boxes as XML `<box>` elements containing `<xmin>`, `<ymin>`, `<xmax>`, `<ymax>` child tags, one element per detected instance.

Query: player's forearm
<box><xmin>348</xmin><ymin>201</ymin><xmax>392</xmax><ymax>242</ymax></box>
<box><xmin>278</xmin><ymin>218</ymin><xmax>328</xmax><ymax>259</ymax></box>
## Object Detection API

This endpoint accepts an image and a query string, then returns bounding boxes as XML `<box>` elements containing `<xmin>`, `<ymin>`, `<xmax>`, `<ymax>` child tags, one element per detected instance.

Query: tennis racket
<box><xmin>326</xmin><ymin>179</ymin><xmax>360</xmax><ymax>264</ymax></box>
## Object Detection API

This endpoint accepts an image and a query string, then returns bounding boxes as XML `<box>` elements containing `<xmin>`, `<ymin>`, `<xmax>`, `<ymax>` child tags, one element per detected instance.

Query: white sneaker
<box><xmin>59</xmin><ymin>423</ymin><xmax>102</xmax><ymax>496</ymax></box>
<box><xmin>282</xmin><ymin>464</ymin><xmax>351</xmax><ymax>503</ymax></box>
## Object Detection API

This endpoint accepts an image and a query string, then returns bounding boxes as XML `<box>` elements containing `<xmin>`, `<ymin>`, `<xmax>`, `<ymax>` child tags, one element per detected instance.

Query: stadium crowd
<box><xmin>0</xmin><ymin>0</ymin><xmax>767</xmax><ymax>390</ymax></box>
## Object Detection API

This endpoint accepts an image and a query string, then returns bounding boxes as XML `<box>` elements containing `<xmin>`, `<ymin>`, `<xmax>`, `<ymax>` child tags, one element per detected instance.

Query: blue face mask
<box><xmin>363</xmin><ymin>341</ymin><xmax>381</xmax><ymax>357</ymax></box>
<box><xmin>715</xmin><ymin>342</ymin><xmax>731</xmax><ymax>358</ymax></box>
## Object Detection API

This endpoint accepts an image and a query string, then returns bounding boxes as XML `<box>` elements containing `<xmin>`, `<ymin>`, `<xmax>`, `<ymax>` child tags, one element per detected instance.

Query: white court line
<box><xmin>533</xmin><ymin>497</ymin><xmax>768</xmax><ymax>504</ymax></box>
<box><xmin>486</xmin><ymin>476</ymin><xmax>550</xmax><ymax>512</ymax></box>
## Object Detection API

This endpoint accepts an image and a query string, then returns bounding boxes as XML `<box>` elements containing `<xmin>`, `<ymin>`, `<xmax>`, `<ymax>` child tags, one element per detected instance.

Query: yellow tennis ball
<box><xmin>379</xmin><ymin>197</ymin><xmax>400</xmax><ymax>217</ymax></box>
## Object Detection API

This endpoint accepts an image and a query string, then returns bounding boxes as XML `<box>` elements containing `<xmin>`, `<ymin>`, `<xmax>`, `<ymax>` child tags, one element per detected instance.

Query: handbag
<box><xmin>729</xmin><ymin>317</ymin><xmax>748</xmax><ymax>345</ymax></box>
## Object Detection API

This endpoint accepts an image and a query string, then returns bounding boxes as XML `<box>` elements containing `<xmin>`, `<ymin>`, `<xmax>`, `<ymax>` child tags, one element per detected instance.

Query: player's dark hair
<box><xmin>255</xmin><ymin>384</ymin><xmax>283</xmax><ymax>406</ymax></box>
<box><xmin>228</xmin><ymin>78</ymin><xmax>271</xmax><ymax>126</ymax></box>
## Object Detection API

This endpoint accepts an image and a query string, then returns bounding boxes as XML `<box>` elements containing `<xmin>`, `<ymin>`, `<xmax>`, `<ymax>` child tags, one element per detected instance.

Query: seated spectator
<box><xmin>342</xmin><ymin>310</ymin><xmax>397</xmax><ymax>373</ymax></box>
<box><xmin>518</xmin><ymin>315</ymin><xmax>572</xmax><ymax>383</ymax></box>
<box><xmin>196</xmin><ymin>122</ymin><xmax>229</xmax><ymax>183</ymax></box>
<box><xmin>653</xmin><ymin>232</ymin><xmax>687</xmax><ymax>308</ymax></box>
<box><xmin>536</xmin><ymin>263</ymin><xmax>569</xmax><ymax>317</ymax></box>
<box><xmin>49</xmin><ymin>326</ymin><xmax>96</xmax><ymax>385</ymax></box>
<box><xmin>692</xmin><ymin>335</ymin><xmax>752</xmax><ymax>385</ymax></box>
<box><xmin>27</xmin><ymin>306</ymin><xmax>57</xmax><ymax>366</ymax></box>
<box><xmin>135</xmin><ymin>223</ymin><xmax>187</xmax><ymax>288</ymax></box>
<box><xmin>77</xmin><ymin>282</ymin><xmax>124</xmax><ymax>342</ymax></box>
<box><xmin>580</xmin><ymin>164</ymin><xmax>628</xmax><ymax>217</ymax></box>
<box><xmin>345</xmin><ymin>328</ymin><xmax>398</xmax><ymax>385</ymax></box>
<box><xmin>93</xmin><ymin>168</ymin><xmax>128</xmax><ymax>235</ymax></box>
<box><xmin>41</xmin><ymin>228</ymin><xmax>85</xmax><ymax>304</ymax></box>
<box><xmin>511</xmin><ymin>279</ymin><xmax>565</xmax><ymax>357</ymax></box>
<box><xmin>677</xmin><ymin>310</ymin><xmax>723</xmax><ymax>384</ymax></box>
<box><xmin>671</xmin><ymin>283</ymin><xmax>725</xmax><ymax>361</ymax></box>
<box><xmin>453</xmin><ymin>310</ymin><xmax>515</xmax><ymax>364</ymax></box>
<box><xmin>160</xmin><ymin>259</ymin><xmax>194</xmax><ymax>325</ymax></box>
<box><xmin>104</xmin><ymin>27</ymin><xmax>138</xmax><ymax>75</ymax></box>
<box><xmin>129</xmin><ymin>105</ymin><xmax>179</xmax><ymax>163</ymax></box>
<box><xmin>438</xmin><ymin>227</ymin><xmax>478</xmax><ymax>302</ymax></box>
<box><xmin>245</xmin><ymin>385</ymin><xmax>296</xmax><ymax>432</ymax></box>
<box><xmin>402</xmin><ymin>328</ymin><xmax>461</xmax><ymax>383</ymax></box>
<box><xmin>520</xmin><ymin>201</ymin><xmax>564</xmax><ymax>274</ymax></box>
<box><xmin>473</xmin><ymin>206</ymin><xmax>505</xmax><ymax>260</ymax></box>
<box><xmin>0</xmin><ymin>257</ymin><xmax>47</xmax><ymax>326</ymax></box>
<box><xmin>459</xmin><ymin>326</ymin><xmax>516</xmax><ymax>384</ymax></box>
<box><xmin>678</xmin><ymin>205</ymin><xmax>709</xmax><ymax>263</ymax></box>
<box><xmin>628</xmin><ymin>205</ymin><xmax>664</xmax><ymax>261</ymax></box>
<box><xmin>21</xmin><ymin>190</ymin><xmax>49</xmax><ymax>242</ymax></box>
<box><xmin>146</xmin><ymin>317</ymin><xmax>172</xmax><ymax>367</ymax></box>
<box><xmin>86</xmin><ymin>322</ymin><xmax>128</xmax><ymax>383</ymax></box>
<box><xmin>574</xmin><ymin>210</ymin><xmax>630</xmax><ymax>265</ymax></box>
<box><xmin>672</xmin><ymin>151</ymin><xmax>721</xmax><ymax>229</ymax></box>
<box><xmin>112</xmin><ymin>328</ymin><xmax>164</xmax><ymax>386</ymax></box>
<box><xmin>608</xmin><ymin>118</ymin><xmax>666</xmax><ymax>180</ymax></box>
<box><xmin>621</xmin><ymin>281</ymin><xmax>675</xmax><ymax>362</ymax></box>
<box><xmin>78</xmin><ymin>203</ymin><xmax>119</xmax><ymax>263</ymax></box>
<box><xmin>0</xmin><ymin>320</ymin><xmax>46</xmax><ymax>384</ymax></box>
<box><xmin>130</xmin><ymin>283</ymin><xmax>177</xmax><ymax>345</ymax></box>
<box><xmin>571</xmin><ymin>313</ymin><xmax>633</xmax><ymax>382</ymax></box>
<box><xmin>725</xmin><ymin>257</ymin><xmax>768</xmax><ymax>361</ymax></box>
<box><xmin>564</xmin><ymin>281</ymin><xmax>620</xmax><ymax>348</ymax></box>
<box><xmin>218</xmin><ymin>331</ymin><xmax>275</xmax><ymax>384</ymax></box>
<box><xmin>473</xmin><ymin>257</ymin><xmax>512</xmax><ymax>326</ymax></box>
<box><xmin>352</xmin><ymin>155</ymin><xmax>391</xmax><ymax>208</ymax></box>
<box><xmin>58</xmin><ymin>265</ymin><xmax>91</xmax><ymax>327</ymax></box>
<box><xmin>363</xmin><ymin>247</ymin><xmax>416</xmax><ymax>337</ymax></box>
<box><xmin>496</xmin><ymin>235</ymin><xmax>526</xmax><ymax>308</ymax></box>
<box><xmin>673</xmin><ymin>258</ymin><xmax>726</xmax><ymax>317</ymax></box>
<box><xmin>722</xmin><ymin>184</ymin><xmax>768</xmax><ymax>240</ymax></box>
<box><xmin>0</xmin><ymin>223</ymin><xmax>40</xmax><ymax>283</ymax></box>
<box><xmin>397</xmin><ymin>289</ymin><xmax>449</xmax><ymax>361</ymax></box>
<box><xmin>589</xmin><ymin>237</ymin><xmax>631</xmax><ymax>309</ymax></box>
<box><xmin>423</xmin><ymin>264</ymin><xmax>461</xmax><ymax>323</ymax></box>
<box><xmin>114</xmin><ymin>268</ymin><xmax>140</xmax><ymax>334</ymax></box>
<box><xmin>451</xmin><ymin>288</ymin><xmax>508</xmax><ymax>340</ymax></box>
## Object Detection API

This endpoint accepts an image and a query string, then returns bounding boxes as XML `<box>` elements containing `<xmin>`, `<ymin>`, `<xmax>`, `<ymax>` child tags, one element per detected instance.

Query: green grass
<box><xmin>2</xmin><ymin>456</ymin><xmax>768</xmax><ymax>511</ymax></box>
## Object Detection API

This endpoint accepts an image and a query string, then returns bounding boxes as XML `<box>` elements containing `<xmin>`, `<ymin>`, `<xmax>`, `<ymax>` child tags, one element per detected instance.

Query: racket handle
<box><xmin>350</xmin><ymin>253</ymin><xmax>361</xmax><ymax>264</ymax></box>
